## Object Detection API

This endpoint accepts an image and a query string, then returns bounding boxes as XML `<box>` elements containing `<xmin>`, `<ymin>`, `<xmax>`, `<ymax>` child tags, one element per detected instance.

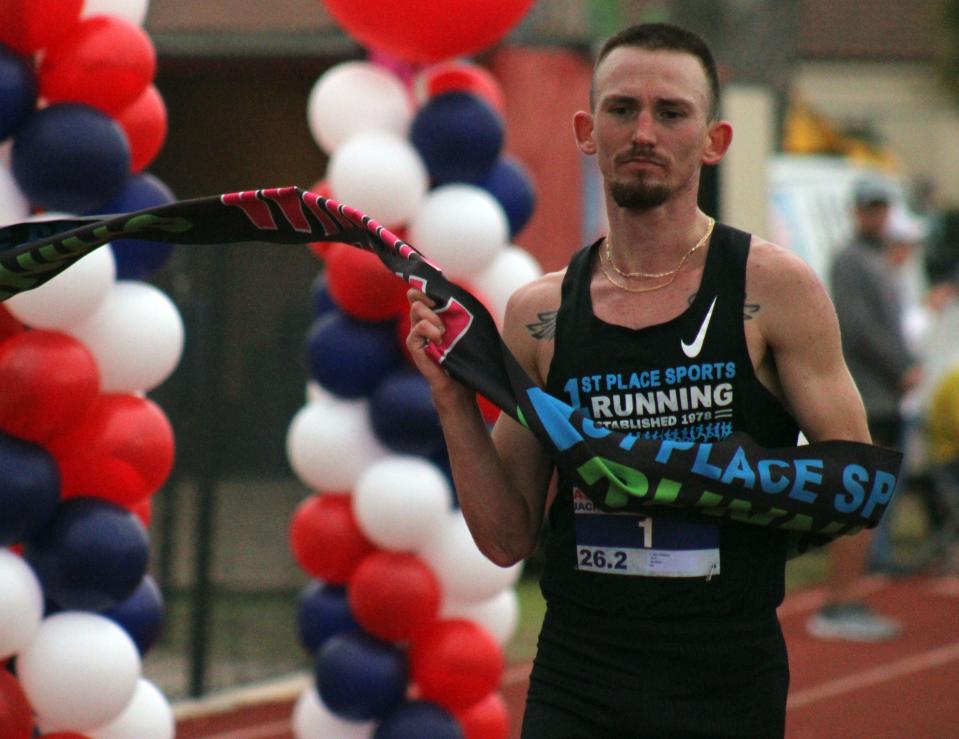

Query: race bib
<box><xmin>573</xmin><ymin>488</ymin><xmax>720</xmax><ymax>578</ymax></box>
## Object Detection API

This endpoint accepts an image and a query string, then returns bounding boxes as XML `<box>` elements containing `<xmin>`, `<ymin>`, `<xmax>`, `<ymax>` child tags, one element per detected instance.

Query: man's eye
<box><xmin>606</xmin><ymin>103</ymin><xmax>634</xmax><ymax>116</ymax></box>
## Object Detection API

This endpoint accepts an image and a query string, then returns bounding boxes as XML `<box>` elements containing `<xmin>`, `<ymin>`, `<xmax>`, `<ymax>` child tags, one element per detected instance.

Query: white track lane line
<box><xmin>787</xmin><ymin>639</ymin><xmax>959</xmax><ymax>710</ymax></box>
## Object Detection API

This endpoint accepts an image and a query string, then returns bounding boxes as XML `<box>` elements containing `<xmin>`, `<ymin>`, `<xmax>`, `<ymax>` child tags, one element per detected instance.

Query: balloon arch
<box><xmin>0</xmin><ymin>1</ymin><xmax>539</xmax><ymax>737</ymax></box>
<box><xmin>288</xmin><ymin>2</ymin><xmax>540</xmax><ymax>736</ymax></box>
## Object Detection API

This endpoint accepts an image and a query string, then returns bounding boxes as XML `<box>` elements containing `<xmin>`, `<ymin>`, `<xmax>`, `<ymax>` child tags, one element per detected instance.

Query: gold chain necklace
<box><xmin>599</xmin><ymin>217</ymin><xmax>715</xmax><ymax>293</ymax></box>
<box><xmin>605</xmin><ymin>216</ymin><xmax>715</xmax><ymax>278</ymax></box>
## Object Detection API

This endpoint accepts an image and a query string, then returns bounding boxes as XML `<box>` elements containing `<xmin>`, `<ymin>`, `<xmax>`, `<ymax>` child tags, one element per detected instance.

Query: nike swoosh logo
<box><xmin>681</xmin><ymin>297</ymin><xmax>717</xmax><ymax>358</ymax></box>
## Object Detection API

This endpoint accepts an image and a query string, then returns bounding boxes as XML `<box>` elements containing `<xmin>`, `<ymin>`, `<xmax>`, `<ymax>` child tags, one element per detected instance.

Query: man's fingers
<box><xmin>406</xmin><ymin>288</ymin><xmax>436</xmax><ymax>308</ymax></box>
<box><xmin>407</xmin><ymin>317</ymin><xmax>445</xmax><ymax>349</ymax></box>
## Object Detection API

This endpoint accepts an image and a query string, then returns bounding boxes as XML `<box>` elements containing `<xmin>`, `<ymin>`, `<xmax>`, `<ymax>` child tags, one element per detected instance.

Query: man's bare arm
<box><xmin>406</xmin><ymin>279</ymin><xmax>556</xmax><ymax>567</ymax></box>
<box><xmin>750</xmin><ymin>241</ymin><xmax>870</xmax><ymax>445</ymax></box>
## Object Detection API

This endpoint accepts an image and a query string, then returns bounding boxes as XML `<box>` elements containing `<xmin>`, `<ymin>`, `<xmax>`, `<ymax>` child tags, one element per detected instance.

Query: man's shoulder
<box><xmin>744</xmin><ymin>234</ymin><xmax>827</xmax><ymax>300</ymax></box>
<box><xmin>507</xmin><ymin>269</ymin><xmax>566</xmax><ymax>314</ymax></box>
<box><xmin>746</xmin><ymin>234</ymin><xmax>813</xmax><ymax>276</ymax></box>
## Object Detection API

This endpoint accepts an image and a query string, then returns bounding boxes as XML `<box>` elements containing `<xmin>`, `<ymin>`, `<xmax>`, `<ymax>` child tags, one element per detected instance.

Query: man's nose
<box><xmin>631</xmin><ymin>110</ymin><xmax>657</xmax><ymax>146</ymax></box>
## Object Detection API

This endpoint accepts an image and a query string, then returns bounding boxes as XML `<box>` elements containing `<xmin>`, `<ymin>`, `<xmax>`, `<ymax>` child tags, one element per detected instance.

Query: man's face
<box><xmin>858</xmin><ymin>202</ymin><xmax>890</xmax><ymax>238</ymax></box>
<box><xmin>586</xmin><ymin>47</ymin><xmax>716</xmax><ymax>211</ymax></box>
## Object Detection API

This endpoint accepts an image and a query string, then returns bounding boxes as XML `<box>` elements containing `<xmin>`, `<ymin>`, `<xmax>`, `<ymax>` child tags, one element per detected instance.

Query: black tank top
<box><xmin>542</xmin><ymin>223</ymin><xmax>799</xmax><ymax>620</ymax></box>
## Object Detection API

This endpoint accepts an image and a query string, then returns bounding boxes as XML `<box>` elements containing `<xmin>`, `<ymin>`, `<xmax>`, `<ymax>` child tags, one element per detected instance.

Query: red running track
<box><xmin>176</xmin><ymin>574</ymin><xmax>959</xmax><ymax>739</ymax></box>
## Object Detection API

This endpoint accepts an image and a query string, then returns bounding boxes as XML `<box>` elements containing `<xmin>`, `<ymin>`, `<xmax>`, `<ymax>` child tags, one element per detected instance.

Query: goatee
<box><xmin>610</xmin><ymin>180</ymin><xmax>671</xmax><ymax>211</ymax></box>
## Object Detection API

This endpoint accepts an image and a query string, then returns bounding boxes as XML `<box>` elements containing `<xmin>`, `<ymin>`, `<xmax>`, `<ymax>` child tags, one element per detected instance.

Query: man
<box><xmin>408</xmin><ymin>23</ymin><xmax>871</xmax><ymax>738</ymax></box>
<box><xmin>924</xmin><ymin>365</ymin><xmax>959</xmax><ymax>571</ymax></box>
<box><xmin>807</xmin><ymin>179</ymin><xmax>921</xmax><ymax>641</ymax></box>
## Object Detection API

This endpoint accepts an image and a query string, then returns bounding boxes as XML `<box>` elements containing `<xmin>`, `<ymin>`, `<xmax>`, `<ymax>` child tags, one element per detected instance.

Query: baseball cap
<box><xmin>853</xmin><ymin>177</ymin><xmax>893</xmax><ymax>208</ymax></box>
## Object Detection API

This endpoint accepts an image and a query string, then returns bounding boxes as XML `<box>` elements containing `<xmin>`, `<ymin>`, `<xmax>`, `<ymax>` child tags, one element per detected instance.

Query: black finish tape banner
<box><xmin>0</xmin><ymin>187</ymin><xmax>902</xmax><ymax>554</ymax></box>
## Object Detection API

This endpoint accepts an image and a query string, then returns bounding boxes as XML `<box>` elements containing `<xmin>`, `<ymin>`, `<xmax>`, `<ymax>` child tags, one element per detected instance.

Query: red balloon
<box><xmin>130</xmin><ymin>497</ymin><xmax>153</xmax><ymax>528</ymax></box>
<box><xmin>348</xmin><ymin>551</ymin><xmax>440</xmax><ymax>642</ymax></box>
<box><xmin>320</xmin><ymin>0</ymin><xmax>536</xmax><ymax>64</ymax></box>
<box><xmin>455</xmin><ymin>692</ymin><xmax>510</xmax><ymax>739</ymax></box>
<box><xmin>410</xmin><ymin>618</ymin><xmax>504</xmax><ymax>712</ymax></box>
<box><xmin>0</xmin><ymin>671</ymin><xmax>33</xmax><ymax>739</ymax></box>
<box><xmin>309</xmin><ymin>241</ymin><xmax>335</xmax><ymax>260</ymax></box>
<box><xmin>0</xmin><ymin>0</ymin><xmax>83</xmax><ymax>55</ymax></box>
<box><xmin>116</xmin><ymin>84</ymin><xmax>168</xmax><ymax>172</ymax></box>
<box><xmin>0</xmin><ymin>306</ymin><xmax>23</xmax><ymax>343</ymax></box>
<box><xmin>38</xmin><ymin>16</ymin><xmax>157</xmax><ymax>115</ymax></box>
<box><xmin>290</xmin><ymin>493</ymin><xmax>374</xmax><ymax>584</ymax></box>
<box><xmin>0</xmin><ymin>330</ymin><xmax>99</xmax><ymax>444</ymax></box>
<box><xmin>49</xmin><ymin>393</ymin><xmax>175</xmax><ymax>506</ymax></box>
<box><xmin>416</xmin><ymin>61</ymin><xmax>505</xmax><ymax>114</ymax></box>
<box><xmin>324</xmin><ymin>243</ymin><xmax>409</xmax><ymax>322</ymax></box>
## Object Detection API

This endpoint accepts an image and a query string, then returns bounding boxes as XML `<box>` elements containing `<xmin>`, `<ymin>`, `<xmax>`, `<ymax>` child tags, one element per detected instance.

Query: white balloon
<box><xmin>6</xmin><ymin>245</ymin><xmax>116</xmax><ymax>330</ymax></box>
<box><xmin>0</xmin><ymin>162</ymin><xmax>29</xmax><ymax>226</ymax></box>
<box><xmin>19</xmin><ymin>612</ymin><xmax>141</xmax><ymax>731</ymax></box>
<box><xmin>88</xmin><ymin>679</ymin><xmax>174</xmax><ymax>739</ymax></box>
<box><xmin>442</xmin><ymin>588</ymin><xmax>520</xmax><ymax>646</ymax></box>
<box><xmin>353</xmin><ymin>456</ymin><xmax>451</xmax><ymax>552</ymax></box>
<box><xmin>409</xmin><ymin>184</ymin><xmax>508</xmax><ymax>279</ymax></box>
<box><xmin>67</xmin><ymin>281</ymin><xmax>184</xmax><ymax>392</ymax></box>
<box><xmin>327</xmin><ymin>131</ymin><xmax>428</xmax><ymax>228</ymax></box>
<box><xmin>420</xmin><ymin>511</ymin><xmax>523</xmax><ymax>604</ymax></box>
<box><xmin>473</xmin><ymin>246</ymin><xmax>543</xmax><ymax>324</ymax></box>
<box><xmin>0</xmin><ymin>550</ymin><xmax>43</xmax><ymax>659</ymax></box>
<box><xmin>293</xmin><ymin>685</ymin><xmax>374</xmax><ymax>739</ymax></box>
<box><xmin>287</xmin><ymin>398</ymin><xmax>387</xmax><ymax>492</ymax></box>
<box><xmin>305</xmin><ymin>379</ymin><xmax>335</xmax><ymax>405</ymax></box>
<box><xmin>307</xmin><ymin>61</ymin><xmax>412</xmax><ymax>154</ymax></box>
<box><xmin>82</xmin><ymin>0</ymin><xmax>151</xmax><ymax>25</ymax></box>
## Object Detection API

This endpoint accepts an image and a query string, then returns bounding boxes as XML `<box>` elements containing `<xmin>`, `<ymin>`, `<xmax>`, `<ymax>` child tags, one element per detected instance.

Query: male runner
<box><xmin>407</xmin><ymin>23</ymin><xmax>871</xmax><ymax>738</ymax></box>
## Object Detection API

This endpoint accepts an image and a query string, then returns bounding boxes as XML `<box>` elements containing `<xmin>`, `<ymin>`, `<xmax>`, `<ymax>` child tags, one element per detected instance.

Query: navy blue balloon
<box><xmin>11</xmin><ymin>103</ymin><xmax>130</xmax><ymax>213</ymax></box>
<box><xmin>310</xmin><ymin>273</ymin><xmax>337</xmax><ymax>319</ymax></box>
<box><xmin>25</xmin><ymin>497</ymin><xmax>150</xmax><ymax>612</ymax></box>
<box><xmin>480</xmin><ymin>155</ymin><xmax>536</xmax><ymax>237</ymax></box>
<box><xmin>0</xmin><ymin>432</ymin><xmax>60</xmax><ymax>547</ymax></box>
<box><xmin>307</xmin><ymin>311</ymin><xmax>404</xmax><ymax>399</ymax></box>
<box><xmin>0</xmin><ymin>45</ymin><xmax>37</xmax><ymax>141</ymax></box>
<box><xmin>369</xmin><ymin>368</ymin><xmax>444</xmax><ymax>455</ymax></box>
<box><xmin>410</xmin><ymin>91</ymin><xmax>504</xmax><ymax>185</ymax></box>
<box><xmin>374</xmin><ymin>701</ymin><xmax>464</xmax><ymax>739</ymax></box>
<box><xmin>316</xmin><ymin>631</ymin><xmax>408</xmax><ymax>721</ymax></box>
<box><xmin>296</xmin><ymin>581</ymin><xmax>357</xmax><ymax>656</ymax></box>
<box><xmin>101</xmin><ymin>574</ymin><xmax>164</xmax><ymax>656</ymax></box>
<box><xmin>88</xmin><ymin>173</ymin><xmax>176</xmax><ymax>280</ymax></box>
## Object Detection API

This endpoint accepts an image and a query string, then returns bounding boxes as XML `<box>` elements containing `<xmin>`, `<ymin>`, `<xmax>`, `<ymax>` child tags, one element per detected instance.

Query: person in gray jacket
<box><xmin>808</xmin><ymin>177</ymin><xmax>921</xmax><ymax>641</ymax></box>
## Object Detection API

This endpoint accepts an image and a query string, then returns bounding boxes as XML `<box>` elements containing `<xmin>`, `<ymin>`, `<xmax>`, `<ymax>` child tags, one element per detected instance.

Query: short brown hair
<box><xmin>591</xmin><ymin>23</ymin><xmax>721</xmax><ymax>120</ymax></box>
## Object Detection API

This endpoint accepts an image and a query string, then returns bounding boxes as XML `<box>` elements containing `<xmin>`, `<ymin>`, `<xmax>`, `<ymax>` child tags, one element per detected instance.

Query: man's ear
<box><xmin>573</xmin><ymin>110</ymin><xmax>597</xmax><ymax>155</ymax></box>
<box><xmin>702</xmin><ymin>120</ymin><xmax>733</xmax><ymax>166</ymax></box>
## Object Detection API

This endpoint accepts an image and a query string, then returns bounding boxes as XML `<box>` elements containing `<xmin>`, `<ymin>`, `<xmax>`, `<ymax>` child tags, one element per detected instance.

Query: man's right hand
<box><xmin>405</xmin><ymin>288</ymin><xmax>474</xmax><ymax>407</ymax></box>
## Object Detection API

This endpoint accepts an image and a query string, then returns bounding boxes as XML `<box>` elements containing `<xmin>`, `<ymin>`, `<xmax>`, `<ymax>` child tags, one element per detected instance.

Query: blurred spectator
<box><xmin>924</xmin><ymin>366</ymin><xmax>959</xmax><ymax>572</ymax></box>
<box><xmin>868</xmin><ymin>209</ymin><xmax>929</xmax><ymax>572</ymax></box>
<box><xmin>808</xmin><ymin>177</ymin><xmax>919</xmax><ymax>642</ymax></box>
